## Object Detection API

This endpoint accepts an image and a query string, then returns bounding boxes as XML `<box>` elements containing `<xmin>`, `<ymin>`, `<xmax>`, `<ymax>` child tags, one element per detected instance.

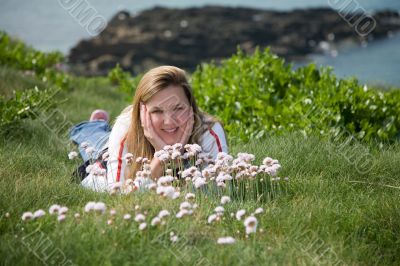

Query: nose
<box><xmin>163</xmin><ymin>111</ymin><xmax>179</xmax><ymax>127</ymax></box>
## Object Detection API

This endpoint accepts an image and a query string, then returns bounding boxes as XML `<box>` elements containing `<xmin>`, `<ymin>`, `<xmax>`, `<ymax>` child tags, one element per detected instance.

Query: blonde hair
<box><xmin>124</xmin><ymin>66</ymin><xmax>220</xmax><ymax>179</ymax></box>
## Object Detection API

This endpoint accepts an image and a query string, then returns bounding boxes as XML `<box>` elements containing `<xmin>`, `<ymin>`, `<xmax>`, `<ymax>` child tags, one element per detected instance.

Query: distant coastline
<box><xmin>67</xmin><ymin>6</ymin><xmax>400</xmax><ymax>76</ymax></box>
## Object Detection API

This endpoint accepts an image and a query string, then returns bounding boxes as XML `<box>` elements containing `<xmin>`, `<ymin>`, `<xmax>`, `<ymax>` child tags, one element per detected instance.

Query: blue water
<box><xmin>0</xmin><ymin>0</ymin><xmax>399</xmax><ymax>85</ymax></box>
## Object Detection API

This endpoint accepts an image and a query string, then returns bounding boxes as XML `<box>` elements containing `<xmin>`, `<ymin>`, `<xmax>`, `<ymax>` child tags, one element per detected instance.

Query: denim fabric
<box><xmin>69</xmin><ymin>120</ymin><xmax>111</xmax><ymax>162</ymax></box>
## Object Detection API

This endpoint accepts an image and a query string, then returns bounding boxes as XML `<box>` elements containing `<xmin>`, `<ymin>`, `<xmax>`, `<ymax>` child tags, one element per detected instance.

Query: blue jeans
<box><xmin>69</xmin><ymin>121</ymin><xmax>111</xmax><ymax>162</ymax></box>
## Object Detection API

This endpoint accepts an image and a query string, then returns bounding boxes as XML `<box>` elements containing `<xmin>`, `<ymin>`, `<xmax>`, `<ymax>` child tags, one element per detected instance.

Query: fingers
<box><xmin>140</xmin><ymin>103</ymin><xmax>145</xmax><ymax>128</ymax></box>
<box><xmin>141</xmin><ymin>103</ymin><xmax>150</xmax><ymax>138</ymax></box>
<box><xmin>179</xmin><ymin>107</ymin><xmax>194</xmax><ymax>145</ymax></box>
<box><xmin>145</xmin><ymin>104</ymin><xmax>155</xmax><ymax>134</ymax></box>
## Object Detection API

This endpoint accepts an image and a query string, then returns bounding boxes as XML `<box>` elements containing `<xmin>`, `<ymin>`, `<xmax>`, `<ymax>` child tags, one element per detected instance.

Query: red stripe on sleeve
<box><xmin>116</xmin><ymin>136</ymin><xmax>127</xmax><ymax>182</ymax></box>
<box><xmin>209</xmin><ymin>128</ymin><xmax>222</xmax><ymax>152</ymax></box>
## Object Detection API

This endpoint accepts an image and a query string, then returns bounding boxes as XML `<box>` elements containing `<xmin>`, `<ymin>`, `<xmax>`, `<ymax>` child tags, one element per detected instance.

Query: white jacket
<box><xmin>81</xmin><ymin>107</ymin><xmax>228</xmax><ymax>191</ymax></box>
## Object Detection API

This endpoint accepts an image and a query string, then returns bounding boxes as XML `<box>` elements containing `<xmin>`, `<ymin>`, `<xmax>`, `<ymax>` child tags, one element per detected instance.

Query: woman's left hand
<box><xmin>178</xmin><ymin>107</ymin><xmax>194</xmax><ymax>146</ymax></box>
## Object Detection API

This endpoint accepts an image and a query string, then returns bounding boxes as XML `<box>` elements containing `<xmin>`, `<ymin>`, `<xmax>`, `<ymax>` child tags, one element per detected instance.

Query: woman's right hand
<box><xmin>140</xmin><ymin>103</ymin><xmax>167</xmax><ymax>151</ymax></box>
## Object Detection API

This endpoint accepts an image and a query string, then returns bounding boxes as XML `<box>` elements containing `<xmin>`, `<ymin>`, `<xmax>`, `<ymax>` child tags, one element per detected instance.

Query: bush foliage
<box><xmin>191</xmin><ymin>48</ymin><xmax>400</xmax><ymax>142</ymax></box>
<box><xmin>108</xmin><ymin>64</ymin><xmax>141</xmax><ymax>102</ymax></box>
<box><xmin>0</xmin><ymin>31</ymin><xmax>70</xmax><ymax>128</ymax></box>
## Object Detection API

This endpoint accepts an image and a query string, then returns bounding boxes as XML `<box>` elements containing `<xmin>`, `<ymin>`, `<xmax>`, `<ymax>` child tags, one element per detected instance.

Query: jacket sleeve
<box><xmin>106</xmin><ymin>110</ymin><xmax>131</xmax><ymax>188</ymax></box>
<box><xmin>200</xmin><ymin>122</ymin><xmax>228</xmax><ymax>160</ymax></box>
<box><xmin>80</xmin><ymin>108</ymin><xmax>131</xmax><ymax>192</ymax></box>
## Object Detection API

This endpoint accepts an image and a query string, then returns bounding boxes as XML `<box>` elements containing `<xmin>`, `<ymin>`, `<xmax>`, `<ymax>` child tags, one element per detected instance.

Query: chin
<box><xmin>163</xmin><ymin>137</ymin><xmax>180</xmax><ymax>145</ymax></box>
<box><xmin>160</xmin><ymin>132</ymin><xmax>182</xmax><ymax>145</ymax></box>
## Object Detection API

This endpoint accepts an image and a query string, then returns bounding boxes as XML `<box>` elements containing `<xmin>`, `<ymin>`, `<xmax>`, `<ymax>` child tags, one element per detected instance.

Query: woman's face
<box><xmin>145</xmin><ymin>85</ymin><xmax>192</xmax><ymax>145</ymax></box>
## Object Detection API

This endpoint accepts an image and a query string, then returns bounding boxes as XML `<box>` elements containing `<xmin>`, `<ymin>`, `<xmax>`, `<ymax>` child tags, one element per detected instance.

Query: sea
<box><xmin>0</xmin><ymin>0</ymin><xmax>399</xmax><ymax>86</ymax></box>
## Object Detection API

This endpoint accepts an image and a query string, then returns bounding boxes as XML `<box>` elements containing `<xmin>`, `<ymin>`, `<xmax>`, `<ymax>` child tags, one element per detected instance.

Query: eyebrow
<box><xmin>148</xmin><ymin>106</ymin><xmax>162</xmax><ymax>112</ymax></box>
<box><xmin>148</xmin><ymin>104</ymin><xmax>183</xmax><ymax>112</ymax></box>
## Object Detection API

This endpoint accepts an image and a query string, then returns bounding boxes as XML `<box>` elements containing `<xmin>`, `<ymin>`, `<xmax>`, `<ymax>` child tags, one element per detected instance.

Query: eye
<box><xmin>174</xmin><ymin>106</ymin><xmax>184</xmax><ymax>111</ymax></box>
<box><xmin>151</xmin><ymin>110</ymin><xmax>163</xmax><ymax>114</ymax></box>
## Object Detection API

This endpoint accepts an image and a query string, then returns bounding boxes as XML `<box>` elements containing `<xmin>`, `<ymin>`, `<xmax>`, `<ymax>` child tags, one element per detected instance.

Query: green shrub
<box><xmin>0</xmin><ymin>31</ymin><xmax>63</xmax><ymax>75</ymax></box>
<box><xmin>0</xmin><ymin>31</ymin><xmax>70</xmax><ymax>129</ymax></box>
<box><xmin>108</xmin><ymin>64</ymin><xmax>141</xmax><ymax>101</ymax></box>
<box><xmin>0</xmin><ymin>86</ymin><xmax>58</xmax><ymax>128</ymax></box>
<box><xmin>191</xmin><ymin>48</ymin><xmax>400</xmax><ymax>143</ymax></box>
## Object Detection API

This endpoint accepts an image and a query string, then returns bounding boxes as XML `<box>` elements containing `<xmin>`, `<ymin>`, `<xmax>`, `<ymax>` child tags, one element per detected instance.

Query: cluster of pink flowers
<box><xmin>19</xmin><ymin>196</ymin><xmax>267</xmax><ymax>245</ymax></box>
<box><xmin>146</xmin><ymin>145</ymin><xmax>286</xmax><ymax>193</ymax></box>
<box><xmin>22</xmin><ymin>204</ymin><xmax>70</xmax><ymax>223</ymax></box>
<box><xmin>60</xmin><ymin>143</ymin><xmax>289</xmax><ymax>244</ymax></box>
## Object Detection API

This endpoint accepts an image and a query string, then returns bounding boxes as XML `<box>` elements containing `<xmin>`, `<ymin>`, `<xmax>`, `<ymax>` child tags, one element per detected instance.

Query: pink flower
<box><xmin>57</xmin><ymin>214</ymin><xmax>66</xmax><ymax>223</ymax></box>
<box><xmin>158</xmin><ymin>210</ymin><xmax>170</xmax><ymax>219</ymax></box>
<box><xmin>236</xmin><ymin>209</ymin><xmax>246</xmax><ymax>221</ymax></box>
<box><xmin>21</xmin><ymin>212</ymin><xmax>33</xmax><ymax>221</ymax></box>
<box><xmin>59</xmin><ymin>206</ymin><xmax>68</xmax><ymax>215</ymax></box>
<box><xmin>68</xmin><ymin>151</ymin><xmax>78</xmax><ymax>160</ymax></box>
<box><xmin>220</xmin><ymin>196</ymin><xmax>231</xmax><ymax>205</ymax></box>
<box><xmin>84</xmin><ymin>202</ymin><xmax>96</xmax><ymax>213</ymax></box>
<box><xmin>139</xmin><ymin>223</ymin><xmax>147</xmax><ymax>230</ymax></box>
<box><xmin>185</xmin><ymin>193</ymin><xmax>195</xmax><ymax>200</ymax></box>
<box><xmin>217</xmin><ymin>237</ymin><xmax>236</xmax><ymax>244</ymax></box>
<box><xmin>33</xmin><ymin>209</ymin><xmax>46</xmax><ymax>219</ymax></box>
<box><xmin>254</xmin><ymin>208</ymin><xmax>264</xmax><ymax>215</ymax></box>
<box><xmin>124</xmin><ymin>153</ymin><xmax>134</xmax><ymax>165</ymax></box>
<box><xmin>244</xmin><ymin>216</ymin><xmax>258</xmax><ymax>234</ymax></box>
<box><xmin>151</xmin><ymin>217</ymin><xmax>161</xmax><ymax>226</ymax></box>
<box><xmin>94</xmin><ymin>202</ymin><xmax>106</xmax><ymax>214</ymax></box>
<box><xmin>208</xmin><ymin>214</ymin><xmax>218</xmax><ymax>224</ymax></box>
<box><xmin>134</xmin><ymin>214</ymin><xmax>146</xmax><ymax>223</ymax></box>
<box><xmin>49</xmin><ymin>204</ymin><xmax>61</xmax><ymax>215</ymax></box>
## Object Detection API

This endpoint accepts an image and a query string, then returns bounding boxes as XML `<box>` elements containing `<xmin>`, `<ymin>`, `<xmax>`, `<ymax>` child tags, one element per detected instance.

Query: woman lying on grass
<box><xmin>70</xmin><ymin>66</ymin><xmax>228</xmax><ymax>192</ymax></box>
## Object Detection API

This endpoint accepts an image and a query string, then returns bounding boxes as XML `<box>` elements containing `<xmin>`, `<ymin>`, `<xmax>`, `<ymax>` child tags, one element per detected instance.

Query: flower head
<box><xmin>185</xmin><ymin>193</ymin><xmax>195</xmax><ymax>200</ymax></box>
<box><xmin>214</xmin><ymin>206</ymin><xmax>225</xmax><ymax>215</ymax></box>
<box><xmin>33</xmin><ymin>209</ymin><xmax>46</xmax><ymax>219</ymax></box>
<box><xmin>244</xmin><ymin>216</ymin><xmax>258</xmax><ymax>234</ymax></box>
<box><xmin>236</xmin><ymin>209</ymin><xmax>246</xmax><ymax>221</ymax></box>
<box><xmin>49</xmin><ymin>204</ymin><xmax>61</xmax><ymax>215</ymax></box>
<box><xmin>84</xmin><ymin>202</ymin><xmax>96</xmax><ymax>213</ymax></box>
<box><xmin>68</xmin><ymin>151</ymin><xmax>78</xmax><ymax>160</ymax></box>
<box><xmin>139</xmin><ymin>223</ymin><xmax>147</xmax><ymax>230</ymax></box>
<box><xmin>254</xmin><ymin>207</ymin><xmax>264</xmax><ymax>215</ymax></box>
<box><xmin>220</xmin><ymin>196</ymin><xmax>231</xmax><ymax>205</ymax></box>
<box><xmin>158</xmin><ymin>210</ymin><xmax>170</xmax><ymax>219</ymax></box>
<box><xmin>208</xmin><ymin>214</ymin><xmax>218</xmax><ymax>224</ymax></box>
<box><xmin>22</xmin><ymin>212</ymin><xmax>33</xmax><ymax>221</ymax></box>
<box><xmin>57</xmin><ymin>214</ymin><xmax>66</xmax><ymax>223</ymax></box>
<box><xmin>59</xmin><ymin>206</ymin><xmax>68</xmax><ymax>215</ymax></box>
<box><xmin>179</xmin><ymin>201</ymin><xmax>192</xmax><ymax>210</ymax></box>
<box><xmin>94</xmin><ymin>202</ymin><xmax>106</xmax><ymax>214</ymax></box>
<box><xmin>134</xmin><ymin>214</ymin><xmax>146</xmax><ymax>223</ymax></box>
<box><xmin>193</xmin><ymin>177</ymin><xmax>207</xmax><ymax>188</ymax></box>
<box><xmin>217</xmin><ymin>237</ymin><xmax>236</xmax><ymax>244</ymax></box>
<box><xmin>124</xmin><ymin>153</ymin><xmax>134</xmax><ymax>165</ymax></box>
<box><xmin>151</xmin><ymin>217</ymin><xmax>161</xmax><ymax>226</ymax></box>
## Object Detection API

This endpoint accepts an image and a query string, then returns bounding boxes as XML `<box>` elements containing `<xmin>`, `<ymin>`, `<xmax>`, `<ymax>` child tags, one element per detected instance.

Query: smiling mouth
<box><xmin>162</xmin><ymin>128</ymin><xmax>178</xmax><ymax>134</ymax></box>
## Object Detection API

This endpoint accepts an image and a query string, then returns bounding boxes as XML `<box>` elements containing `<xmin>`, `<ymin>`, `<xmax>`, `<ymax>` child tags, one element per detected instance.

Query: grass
<box><xmin>1</xmin><ymin>66</ymin><xmax>400</xmax><ymax>265</ymax></box>
<box><xmin>0</xmin><ymin>65</ymin><xmax>45</xmax><ymax>99</ymax></box>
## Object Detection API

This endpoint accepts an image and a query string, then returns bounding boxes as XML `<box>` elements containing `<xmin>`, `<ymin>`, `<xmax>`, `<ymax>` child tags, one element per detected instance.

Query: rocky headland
<box><xmin>68</xmin><ymin>6</ymin><xmax>400</xmax><ymax>75</ymax></box>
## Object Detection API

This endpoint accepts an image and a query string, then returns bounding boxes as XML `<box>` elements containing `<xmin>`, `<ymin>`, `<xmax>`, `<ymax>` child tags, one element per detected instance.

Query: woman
<box><xmin>70</xmin><ymin>66</ymin><xmax>228</xmax><ymax>192</ymax></box>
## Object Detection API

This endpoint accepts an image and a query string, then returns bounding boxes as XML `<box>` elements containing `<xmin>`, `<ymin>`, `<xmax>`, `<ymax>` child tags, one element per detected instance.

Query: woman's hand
<box><xmin>140</xmin><ymin>103</ymin><xmax>167</xmax><ymax>151</ymax></box>
<box><xmin>178</xmin><ymin>106</ymin><xmax>194</xmax><ymax>146</ymax></box>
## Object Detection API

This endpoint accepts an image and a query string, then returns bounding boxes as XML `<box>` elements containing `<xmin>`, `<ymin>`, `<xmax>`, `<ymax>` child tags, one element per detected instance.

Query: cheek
<box><xmin>175</xmin><ymin>109</ymin><xmax>191</xmax><ymax>125</ymax></box>
<box><xmin>150</xmin><ymin>114</ymin><xmax>163</xmax><ymax>129</ymax></box>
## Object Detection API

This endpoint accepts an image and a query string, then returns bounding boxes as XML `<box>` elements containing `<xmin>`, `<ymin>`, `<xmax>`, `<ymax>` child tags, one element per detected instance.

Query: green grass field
<box><xmin>1</xmin><ymin>67</ymin><xmax>400</xmax><ymax>265</ymax></box>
